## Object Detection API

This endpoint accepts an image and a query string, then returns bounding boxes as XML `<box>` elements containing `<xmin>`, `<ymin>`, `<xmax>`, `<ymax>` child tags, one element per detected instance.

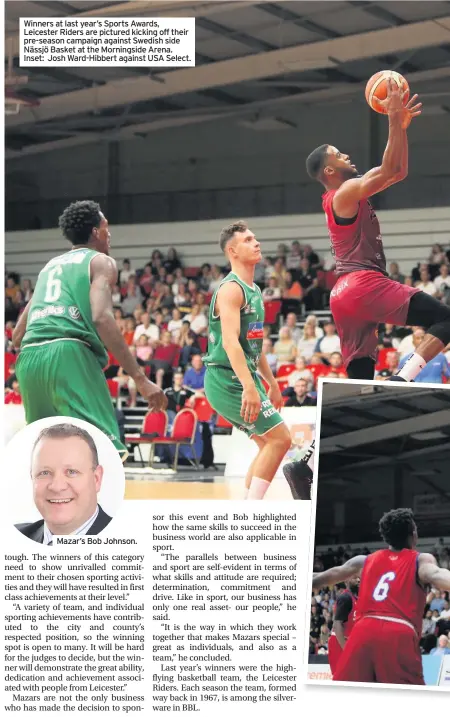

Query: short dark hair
<box><xmin>219</xmin><ymin>221</ymin><xmax>248</xmax><ymax>253</ymax></box>
<box><xmin>379</xmin><ymin>508</ymin><xmax>416</xmax><ymax>550</ymax></box>
<box><xmin>58</xmin><ymin>200</ymin><xmax>102</xmax><ymax>245</ymax></box>
<box><xmin>32</xmin><ymin>423</ymin><xmax>99</xmax><ymax>470</ymax></box>
<box><xmin>306</xmin><ymin>144</ymin><xmax>329</xmax><ymax>180</ymax></box>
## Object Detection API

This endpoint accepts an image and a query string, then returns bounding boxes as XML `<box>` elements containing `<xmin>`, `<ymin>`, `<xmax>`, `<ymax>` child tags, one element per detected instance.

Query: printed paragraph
<box><xmin>151</xmin><ymin>512</ymin><xmax>299</xmax><ymax>711</ymax></box>
<box><xmin>19</xmin><ymin>17</ymin><xmax>195</xmax><ymax>67</ymax></box>
<box><xmin>4</xmin><ymin>551</ymin><xmax>145</xmax><ymax>713</ymax></box>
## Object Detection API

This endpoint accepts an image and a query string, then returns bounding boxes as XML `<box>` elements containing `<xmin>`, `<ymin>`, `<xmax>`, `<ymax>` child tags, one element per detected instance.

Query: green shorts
<box><xmin>204</xmin><ymin>365</ymin><xmax>284</xmax><ymax>438</ymax></box>
<box><xmin>16</xmin><ymin>340</ymin><xmax>127</xmax><ymax>459</ymax></box>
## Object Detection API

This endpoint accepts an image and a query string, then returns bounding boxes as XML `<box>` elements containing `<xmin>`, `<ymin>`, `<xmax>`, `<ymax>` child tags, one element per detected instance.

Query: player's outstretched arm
<box><xmin>312</xmin><ymin>555</ymin><xmax>366</xmax><ymax>589</ymax></box>
<box><xmin>90</xmin><ymin>254</ymin><xmax>167</xmax><ymax>411</ymax></box>
<box><xmin>418</xmin><ymin>553</ymin><xmax>450</xmax><ymax>590</ymax></box>
<box><xmin>218</xmin><ymin>282</ymin><xmax>261</xmax><ymax>424</ymax></box>
<box><xmin>12</xmin><ymin>301</ymin><xmax>32</xmax><ymax>348</ymax></box>
<box><xmin>333</xmin><ymin>82</ymin><xmax>420</xmax><ymax>216</ymax></box>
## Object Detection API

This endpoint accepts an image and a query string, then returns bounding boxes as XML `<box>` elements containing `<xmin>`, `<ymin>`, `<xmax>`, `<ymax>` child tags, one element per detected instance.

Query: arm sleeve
<box><xmin>334</xmin><ymin>593</ymin><xmax>353</xmax><ymax>622</ymax></box>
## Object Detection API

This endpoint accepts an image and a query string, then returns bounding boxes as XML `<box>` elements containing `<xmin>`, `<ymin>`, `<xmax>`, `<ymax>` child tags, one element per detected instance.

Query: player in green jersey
<box><xmin>203</xmin><ymin>221</ymin><xmax>292</xmax><ymax>500</ymax></box>
<box><xmin>13</xmin><ymin>200</ymin><xmax>167</xmax><ymax>459</ymax></box>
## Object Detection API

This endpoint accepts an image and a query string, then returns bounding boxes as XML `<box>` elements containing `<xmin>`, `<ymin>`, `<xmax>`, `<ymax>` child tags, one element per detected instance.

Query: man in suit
<box><xmin>15</xmin><ymin>423</ymin><xmax>112</xmax><ymax>544</ymax></box>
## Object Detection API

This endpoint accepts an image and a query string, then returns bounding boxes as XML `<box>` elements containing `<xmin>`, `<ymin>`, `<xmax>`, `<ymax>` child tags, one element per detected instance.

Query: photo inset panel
<box><xmin>6</xmin><ymin>417</ymin><xmax>125</xmax><ymax>545</ymax></box>
<box><xmin>307</xmin><ymin>380</ymin><xmax>450</xmax><ymax>689</ymax></box>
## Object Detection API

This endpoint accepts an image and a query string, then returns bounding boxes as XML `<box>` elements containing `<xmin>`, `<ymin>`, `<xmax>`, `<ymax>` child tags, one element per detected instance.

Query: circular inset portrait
<box><xmin>6</xmin><ymin>417</ymin><xmax>125</xmax><ymax>545</ymax></box>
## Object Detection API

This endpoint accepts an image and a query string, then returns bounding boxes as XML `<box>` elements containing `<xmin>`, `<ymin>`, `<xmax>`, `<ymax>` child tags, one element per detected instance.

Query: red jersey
<box><xmin>333</xmin><ymin>589</ymin><xmax>357</xmax><ymax>638</ymax></box>
<box><xmin>322</xmin><ymin>189</ymin><xmax>387</xmax><ymax>277</ymax></box>
<box><xmin>356</xmin><ymin>549</ymin><xmax>426</xmax><ymax>636</ymax></box>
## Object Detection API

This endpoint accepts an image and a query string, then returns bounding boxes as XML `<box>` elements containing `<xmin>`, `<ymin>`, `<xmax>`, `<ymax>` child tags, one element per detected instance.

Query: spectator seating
<box><xmin>263</xmin><ymin>300</ymin><xmax>282</xmax><ymax>325</ymax></box>
<box><xmin>147</xmin><ymin>408</ymin><xmax>199</xmax><ymax>471</ymax></box>
<box><xmin>192</xmin><ymin>396</ymin><xmax>215</xmax><ymax>422</ymax></box>
<box><xmin>125</xmin><ymin>410</ymin><xmax>169</xmax><ymax>466</ymax></box>
<box><xmin>106</xmin><ymin>379</ymin><xmax>119</xmax><ymax>401</ymax></box>
<box><xmin>276</xmin><ymin>363</ymin><xmax>296</xmax><ymax>378</ymax></box>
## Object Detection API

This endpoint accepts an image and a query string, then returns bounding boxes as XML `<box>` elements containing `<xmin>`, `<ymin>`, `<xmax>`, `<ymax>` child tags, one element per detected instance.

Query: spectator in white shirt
<box><xmin>434</xmin><ymin>264</ymin><xmax>450</xmax><ymax>298</ymax></box>
<box><xmin>305</xmin><ymin>313</ymin><xmax>324</xmax><ymax>339</ymax></box>
<box><xmin>287</xmin><ymin>356</ymin><xmax>314</xmax><ymax>391</ymax></box>
<box><xmin>297</xmin><ymin>323</ymin><xmax>319</xmax><ymax>363</ymax></box>
<box><xmin>284</xmin><ymin>312</ymin><xmax>302</xmax><ymax>344</ymax></box>
<box><xmin>209</xmin><ymin>265</ymin><xmax>224</xmax><ymax>293</ymax></box>
<box><xmin>133</xmin><ymin>312</ymin><xmax>160</xmax><ymax>345</ymax></box>
<box><xmin>416</xmin><ymin>269</ymin><xmax>437</xmax><ymax>297</ymax></box>
<box><xmin>119</xmin><ymin>259</ymin><xmax>132</xmax><ymax>285</ymax></box>
<box><xmin>167</xmin><ymin>308</ymin><xmax>183</xmax><ymax>341</ymax></box>
<box><xmin>262</xmin><ymin>277</ymin><xmax>282</xmax><ymax>300</ymax></box>
<box><xmin>314</xmin><ymin>321</ymin><xmax>341</xmax><ymax>361</ymax></box>
<box><xmin>185</xmin><ymin>305</ymin><xmax>208</xmax><ymax>336</ymax></box>
<box><xmin>286</xmin><ymin>241</ymin><xmax>302</xmax><ymax>271</ymax></box>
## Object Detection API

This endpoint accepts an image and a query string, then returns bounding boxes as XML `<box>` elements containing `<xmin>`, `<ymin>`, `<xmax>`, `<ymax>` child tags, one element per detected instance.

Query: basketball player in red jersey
<box><xmin>312</xmin><ymin>508</ymin><xmax>450</xmax><ymax>684</ymax></box>
<box><xmin>327</xmin><ymin>576</ymin><xmax>359</xmax><ymax>676</ymax></box>
<box><xmin>306</xmin><ymin>80</ymin><xmax>450</xmax><ymax>381</ymax></box>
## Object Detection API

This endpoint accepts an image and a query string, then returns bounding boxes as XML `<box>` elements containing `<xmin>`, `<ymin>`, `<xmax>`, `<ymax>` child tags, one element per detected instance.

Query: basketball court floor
<box><xmin>124</xmin><ymin>466</ymin><xmax>293</xmax><ymax>501</ymax></box>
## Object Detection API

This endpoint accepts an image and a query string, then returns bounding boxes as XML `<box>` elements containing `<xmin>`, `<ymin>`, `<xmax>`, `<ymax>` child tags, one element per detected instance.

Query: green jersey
<box><xmin>203</xmin><ymin>272</ymin><xmax>265</xmax><ymax>373</ymax></box>
<box><xmin>21</xmin><ymin>248</ymin><xmax>108</xmax><ymax>368</ymax></box>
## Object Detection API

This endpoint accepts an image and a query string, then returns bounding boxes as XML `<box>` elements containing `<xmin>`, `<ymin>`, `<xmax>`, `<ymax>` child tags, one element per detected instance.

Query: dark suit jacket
<box><xmin>14</xmin><ymin>505</ymin><xmax>112</xmax><ymax>544</ymax></box>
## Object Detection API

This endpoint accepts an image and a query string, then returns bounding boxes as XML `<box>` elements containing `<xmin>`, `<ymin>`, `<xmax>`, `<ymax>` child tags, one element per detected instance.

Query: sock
<box><xmin>247</xmin><ymin>477</ymin><xmax>270</xmax><ymax>500</ymax></box>
<box><xmin>396</xmin><ymin>353</ymin><xmax>427</xmax><ymax>382</ymax></box>
<box><xmin>289</xmin><ymin>440</ymin><xmax>315</xmax><ymax>471</ymax></box>
<box><xmin>303</xmin><ymin>440</ymin><xmax>315</xmax><ymax>472</ymax></box>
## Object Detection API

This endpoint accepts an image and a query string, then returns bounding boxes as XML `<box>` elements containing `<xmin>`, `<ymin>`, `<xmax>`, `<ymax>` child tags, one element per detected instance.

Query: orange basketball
<box><xmin>365</xmin><ymin>70</ymin><xmax>410</xmax><ymax>114</ymax></box>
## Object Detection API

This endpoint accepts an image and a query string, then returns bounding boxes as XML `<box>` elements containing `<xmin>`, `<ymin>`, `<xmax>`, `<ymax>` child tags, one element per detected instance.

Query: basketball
<box><xmin>365</xmin><ymin>70</ymin><xmax>410</xmax><ymax>114</ymax></box>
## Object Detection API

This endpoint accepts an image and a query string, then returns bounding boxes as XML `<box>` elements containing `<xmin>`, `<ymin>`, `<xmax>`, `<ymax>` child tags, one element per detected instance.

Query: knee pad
<box><xmin>428</xmin><ymin>320</ymin><xmax>450</xmax><ymax>346</ymax></box>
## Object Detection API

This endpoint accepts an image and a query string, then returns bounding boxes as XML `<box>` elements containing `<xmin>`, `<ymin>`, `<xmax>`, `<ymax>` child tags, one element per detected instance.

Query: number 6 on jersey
<box><xmin>44</xmin><ymin>265</ymin><xmax>63</xmax><ymax>303</ymax></box>
<box><xmin>372</xmin><ymin>571</ymin><xmax>396</xmax><ymax>601</ymax></box>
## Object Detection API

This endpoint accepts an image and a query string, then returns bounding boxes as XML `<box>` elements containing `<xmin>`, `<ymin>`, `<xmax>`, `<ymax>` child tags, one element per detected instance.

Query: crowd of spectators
<box><xmin>5</xmin><ymin>240</ymin><xmax>450</xmax><ymax>407</ymax></box>
<box><xmin>310</xmin><ymin>539</ymin><xmax>450</xmax><ymax>657</ymax></box>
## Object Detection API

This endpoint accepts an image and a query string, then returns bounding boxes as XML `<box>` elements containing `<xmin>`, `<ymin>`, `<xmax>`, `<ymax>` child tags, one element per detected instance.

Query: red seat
<box><xmin>106</xmin><ymin>379</ymin><xmax>119</xmax><ymax>399</ymax></box>
<box><xmin>264</xmin><ymin>300</ymin><xmax>282</xmax><ymax>325</ymax></box>
<box><xmin>192</xmin><ymin>396</ymin><xmax>214</xmax><ymax>422</ymax></box>
<box><xmin>307</xmin><ymin>364</ymin><xmax>328</xmax><ymax>389</ymax></box>
<box><xmin>375</xmin><ymin>348</ymin><xmax>397</xmax><ymax>372</ymax></box>
<box><xmin>197</xmin><ymin>336</ymin><xmax>208</xmax><ymax>353</ymax></box>
<box><xmin>147</xmin><ymin>409</ymin><xmax>199</xmax><ymax>471</ymax></box>
<box><xmin>125</xmin><ymin>411</ymin><xmax>169</xmax><ymax>465</ymax></box>
<box><xmin>276</xmin><ymin>363</ymin><xmax>296</xmax><ymax>378</ymax></box>
<box><xmin>277</xmin><ymin>380</ymin><xmax>289</xmax><ymax>393</ymax></box>
<box><xmin>5</xmin><ymin>352</ymin><xmax>16</xmax><ymax>376</ymax></box>
<box><xmin>215</xmin><ymin>414</ymin><xmax>233</xmax><ymax>431</ymax></box>
<box><xmin>259</xmin><ymin>377</ymin><xmax>270</xmax><ymax>392</ymax></box>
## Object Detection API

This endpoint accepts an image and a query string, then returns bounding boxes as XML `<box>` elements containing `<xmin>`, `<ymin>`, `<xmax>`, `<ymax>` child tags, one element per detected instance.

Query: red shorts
<box><xmin>330</xmin><ymin>270</ymin><xmax>419</xmax><ymax>367</ymax></box>
<box><xmin>333</xmin><ymin>618</ymin><xmax>425</xmax><ymax>685</ymax></box>
<box><xmin>327</xmin><ymin>634</ymin><xmax>343</xmax><ymax>675</ymax></box>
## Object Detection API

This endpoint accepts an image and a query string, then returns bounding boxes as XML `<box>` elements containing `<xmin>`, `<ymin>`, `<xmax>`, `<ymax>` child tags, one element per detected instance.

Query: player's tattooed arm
<box><xmin>12</xmin><ymin>300</ymin><xmax>32</xmax><ymax>348</ymax></box>
<box><xmin>418</xmin><ymin>553</ymin><xmax>450</xmax><ymax>591</ymax></box>
<box><xmin>217</xmin><ymin>282</ymin><xmax>261</xmax><ymax>424</ymax></box>
<box><xmin>312</xmin><ymin>555</ymin><xmax>366</xmax><ymax>589</ymax></box>
<box><xmin>90</xmin><ymin>254</ymin><xmax>167</xmax><ymax>410</ymax></box>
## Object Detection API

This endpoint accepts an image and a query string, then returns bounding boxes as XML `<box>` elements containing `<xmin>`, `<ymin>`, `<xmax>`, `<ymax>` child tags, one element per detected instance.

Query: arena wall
<box><xmin>5</xmin><ymin>206</ymin><xmax>450</xmax><ymax>282</ymax></box>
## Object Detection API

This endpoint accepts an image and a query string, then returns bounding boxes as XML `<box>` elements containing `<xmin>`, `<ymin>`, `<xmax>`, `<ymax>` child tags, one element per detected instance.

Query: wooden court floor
<box><xmin>124</xmin><ymin>469</ymin><xmax>293</xmax><ymax>500</ymax></box>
